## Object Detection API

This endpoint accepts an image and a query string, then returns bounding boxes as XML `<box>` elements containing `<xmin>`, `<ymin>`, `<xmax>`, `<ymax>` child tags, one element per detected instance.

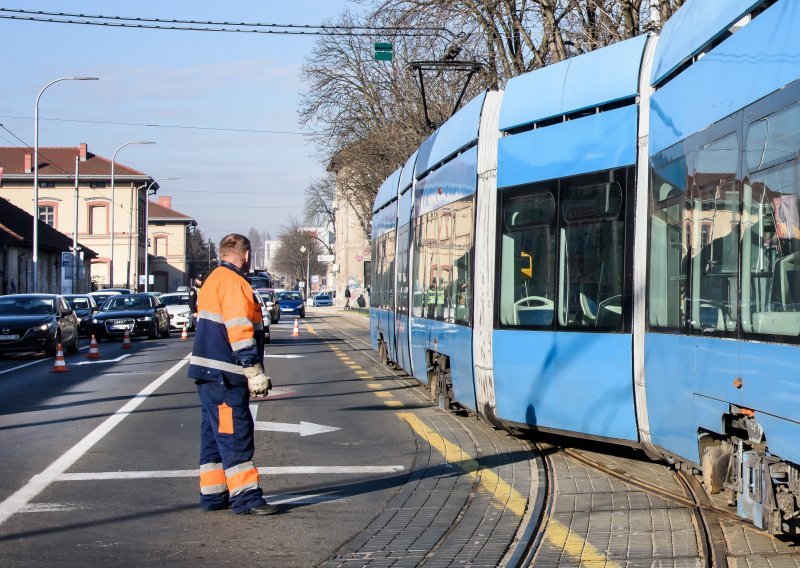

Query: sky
<box><xmin>0</xmin><ymin>1</ymin><xmax>355</xmax><ymax>244</ymax></box>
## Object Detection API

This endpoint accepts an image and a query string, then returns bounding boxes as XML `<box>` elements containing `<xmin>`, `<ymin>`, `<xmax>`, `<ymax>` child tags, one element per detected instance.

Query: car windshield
<box><xmin>103</xmin><ymin>296</ymin><xmax>153</xmax><ymax>311</ymax></box>
<box><xmin>92</xmin><ymin>293</ymin><xmax>117</xmax><ymax>305</ymax></box>
<box><xmin>278</xmin><ymin>292</ymin><xmax>303</xmax><ymax>301</ymax></box>
<box><xmin>0</xmin><ymin>297</ymin><xmax>55</xmax><ymax>315</ymax></box>
<box><xmin>66</xmin><ymin>297</ymin><xmax>90</xmax><ymax>310</ymax></box>
<box><xmin>161</xmin><ymin>295</ymin><xmax>189</xmax><ymax>306</ymax></box>
<box><xmin>317</xmin><ymin>294</ymin><xmax>331</xmax><ymax>299</ymax></box>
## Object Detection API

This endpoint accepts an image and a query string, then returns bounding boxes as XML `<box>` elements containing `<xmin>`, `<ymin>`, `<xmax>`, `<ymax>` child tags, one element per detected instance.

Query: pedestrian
<box><xmin>187</xmin><ymin>233</ymin><xmax>278</xmax><ymax>516</ymax></box>
<box><xmin>344</xmin><ymin>285</ymin><xmax>351</xmax><ymax>310</ymax></box>
<box><xmin>356</xmin><ymin>293</ymin><xmax>366</xmax><ymax>308</ymax></box>
<box><xmin>188</xmin><ymin>272</ymin><xmax>204</xmax><ymax>329</ymax></box>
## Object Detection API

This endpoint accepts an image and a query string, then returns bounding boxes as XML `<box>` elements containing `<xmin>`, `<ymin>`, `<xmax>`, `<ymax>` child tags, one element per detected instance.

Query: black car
<box><xmin>89</xmin><ymin>293</ymin><xmax>170</xmax><ymax>340</ymax></box>
<box><xmin>63</xmin><ymin>294</ymin><xmax>99</xmax><ymax>335</ymax></box>
<box><xmin>0</xmin><ymin>294</ymin><xmax>80</xmax><ymax>355</ymax></box>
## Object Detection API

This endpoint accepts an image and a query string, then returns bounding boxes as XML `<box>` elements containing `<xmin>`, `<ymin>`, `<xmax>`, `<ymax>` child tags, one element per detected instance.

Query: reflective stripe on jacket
<box><xmin>188</xmin><ymin>261</ymin><xmax>264</xmax><ymax>384</ymax></box>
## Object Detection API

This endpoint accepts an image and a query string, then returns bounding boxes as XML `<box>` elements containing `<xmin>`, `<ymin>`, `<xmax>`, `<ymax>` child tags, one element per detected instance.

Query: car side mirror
<box><xmin>91</xmin><ymin>306</ymin><xmax>100</xmax><ymax>314</ymax></box>
<box><xmin>62</xmin><ymin>308</ymin><xmax>74</xmax><ymax>316</ymax></box>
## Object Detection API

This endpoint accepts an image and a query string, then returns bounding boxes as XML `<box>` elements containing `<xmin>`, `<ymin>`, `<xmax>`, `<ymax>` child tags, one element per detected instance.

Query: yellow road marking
<box><xmin>397</xmin><ymin>412</ymin><xmax>616</xmax><ymax>567</ymax></box>
<box><xmin>384</xmin><ymin>400</ymin><xmax>403</xmax><ymax>407</ymax></box>
<box><xmin>305</xmin><ymin>324</ymin><xmax>317</xmax><ymax>335</ymax></box>
<box><xmin>367</xmin><ymin>383</ymin><xmax>381</xmax><ymax>389</ymax></box>
<box><xmin>346</xmin><ymin>364</ymin><xmax>361</xmax><ymax>369</ymax></box>
<box><xmin>355</xmin><ymin>371</ymin><xmax>370</xmax><ymax>376</ymax></box>
<box><xmin>375</xmin><ymin>392</ymin><xmax>392</xmax><ymax>398</ymax></box>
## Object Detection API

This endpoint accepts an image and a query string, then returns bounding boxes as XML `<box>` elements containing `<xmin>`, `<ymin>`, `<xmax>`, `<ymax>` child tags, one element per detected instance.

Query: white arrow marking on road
<box><xmin>250</xmin><ymin>403</ymin><xmax>340</xmax><ymax>436</ymax></box>
<box><xmin>74</xmin><ymin>354</ymin><xmax>131</xmax><ymax>366</ymax></box>
<box><xmin>264</xmin><ymin>354</ymin><xmax>304</xmax><ymax>359</ymax></box>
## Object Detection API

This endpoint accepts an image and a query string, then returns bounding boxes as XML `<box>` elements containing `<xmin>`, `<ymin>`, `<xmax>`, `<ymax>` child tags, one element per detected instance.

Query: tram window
<box><xmin>649</xmin><ymin>156</ymin><xmax>689</xmax><ymax>329</ymax></box>
<box><xmin>396</xmin><ymin>225</ymin><xmax>410</xmax><ymax>316</ymax></box>
<box><xmin>690</xmin><ymin>133</ymin><xmax>740</xmax><ymax>334</ymax></box>
<box><xmin>747</xmin><ymin>103</ymin><xmax>800</xmax><ymax>173</ymax></box>
<box><xmin>742</xmin><ymin>162</ymin><xmax>800</xmax><ymax>337</ymax></box>
<box><xmin>499</xmin><ymin>188</ymin><xmax>556</xmax><ymax>327</ymax></box>
<box><xmin>558</xmin><ymin>174</ymin><xmax>626</xmax><ymax>330</ymax></box>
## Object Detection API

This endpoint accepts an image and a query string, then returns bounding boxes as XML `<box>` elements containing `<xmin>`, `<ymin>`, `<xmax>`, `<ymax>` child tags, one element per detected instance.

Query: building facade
<box><xmin>332</xmin><ymin>191</ymin><xmax>371</xmax><ymax>304</ymax></box>
<box><xmin>147</xmin><ymin>196</ymin><xmax>196</xmax><ymax>293</ymax></box>
<box><xmin>0</xmin><ymin>198</ymin><xmax>96</xmax><ymax>294</ymax></box>
<box><xmin>0</xmin><ymin>144</ymin><xmax>153</xmax><ymax>290</ymax></box>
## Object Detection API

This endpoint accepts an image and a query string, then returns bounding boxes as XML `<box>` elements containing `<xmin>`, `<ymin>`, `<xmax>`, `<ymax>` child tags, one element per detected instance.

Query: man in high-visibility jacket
<box><xmin>188</xmin><ymin>233</ymin><xmax>277</xmax><ymax>515</ymax></box>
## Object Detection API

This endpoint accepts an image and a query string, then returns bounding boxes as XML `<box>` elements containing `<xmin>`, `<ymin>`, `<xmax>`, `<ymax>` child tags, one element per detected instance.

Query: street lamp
<box><xmin>110</xmin><ymin>141</ymin><xmax>155</xmax><ymax>287</ymax></box>
<box><xmin>137</xmin><ymin>177</ymin><xmax>179</xmax><ymax>292</ymax></box>
<box><xmin>299</xmin><ymin>245</ymin><xmax>310</xmax><ymax>299</ymax></box>
<box><xmin>32</xmin><ymin>76</ymin><xmax>98</xmax><ymax>292</ymax></box>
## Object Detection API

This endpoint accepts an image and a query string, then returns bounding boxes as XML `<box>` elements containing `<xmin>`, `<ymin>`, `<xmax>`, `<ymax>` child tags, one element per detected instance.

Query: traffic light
<box><xmin>374</xmin><ymin>42</ymin><xmax>393</xmax><ymax>62</ymax></box>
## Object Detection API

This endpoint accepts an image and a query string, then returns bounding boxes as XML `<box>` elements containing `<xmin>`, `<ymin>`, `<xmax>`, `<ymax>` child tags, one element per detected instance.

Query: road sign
<box><xmin>317</xmin><ymin>254</ymin><xmax>335</xmax><ymax>262</ymax></box>
<box><xmin>374</xmin><ymin>42</ymin><xmax>393</xmax><ymax>61</ymax></box>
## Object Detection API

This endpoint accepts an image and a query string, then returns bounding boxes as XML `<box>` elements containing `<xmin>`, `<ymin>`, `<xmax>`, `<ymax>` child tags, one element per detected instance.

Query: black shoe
<box><xmin>244</xmin><ymin>503</ymin><xmax>280</xmax><ymax>515</ymax></box>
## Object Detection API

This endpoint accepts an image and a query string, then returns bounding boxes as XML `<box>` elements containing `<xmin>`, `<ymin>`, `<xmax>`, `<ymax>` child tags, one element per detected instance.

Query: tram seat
<box><xmin>514</xmin><ymin>296</ymin><xmax>554</xmax><ymax>326</ymax></box>
<box><xmin>596</xmin><ymin>295</ymin><xmax>622</xmax><ymax>328</ymax></box>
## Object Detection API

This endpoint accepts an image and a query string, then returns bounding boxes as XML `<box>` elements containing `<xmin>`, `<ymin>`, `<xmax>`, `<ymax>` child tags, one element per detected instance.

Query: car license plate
<box><xmin>0</xmin><ymin>334</ymin><xmax>19</xmax><ymax>341</ymax></box>
<box><xmin>110</xmin><ymin>325</ymin><xmax>131</xmax><ymax>331</ymax></box>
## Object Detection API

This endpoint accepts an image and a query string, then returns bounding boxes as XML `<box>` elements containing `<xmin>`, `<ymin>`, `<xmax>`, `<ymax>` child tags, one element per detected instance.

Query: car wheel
<box><xmin>67</xmin><ymin>334</ymin><xmax>80</xmax><ymax>354</ymax></box>
<box><xmin>161</xmin><ymin>322</ymin><xmax>170</xmax><ymax>338</ymax></box>
<box><xmin>50</xmin><ymin>331</ymin><xmax>61</xmax><ymax>356</ymax></box>
<box><xmin>264</xmin><ymin>332</ymin><xmax>271</xmax><ymax>344</ymax></box>
<box><xmin>148</xmin><ymin>322</ymin><xmax>158</xmax><ymax>340</ymax></box>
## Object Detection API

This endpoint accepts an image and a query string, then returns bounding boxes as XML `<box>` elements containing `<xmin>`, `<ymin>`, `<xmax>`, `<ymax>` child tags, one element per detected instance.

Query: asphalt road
<box><xmin>0</xmin><ymin>312</ymin><xmax>418</xmax><ymax>567</ymax></box>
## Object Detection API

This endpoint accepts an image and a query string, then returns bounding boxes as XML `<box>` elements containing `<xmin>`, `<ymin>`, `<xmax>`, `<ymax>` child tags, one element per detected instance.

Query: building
<box><xmin>331</xmin><ymin>191</ymin><xmax>371</xmax><ymax>303</ymax></box>
<box><xmin>0</xmin><ymin>198</ymin><xmax>96</xmax><ymax>294</ymax></box>
<box><xmin>147</xmin><ymin>196</ymin><xmax>196</xmax><ymax>293</ymax></box>
<box><xmin>0</xmin><ymin>144</ymin><xmax>154</xmax><ymax>289</ymax></box>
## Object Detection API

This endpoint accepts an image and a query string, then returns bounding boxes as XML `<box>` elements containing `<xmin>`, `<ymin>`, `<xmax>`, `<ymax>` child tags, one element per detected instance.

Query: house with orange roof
<box><xmin>147</xmin><ymin>196</ymin><xmax>196</xmax><ymax>292</ymax></box>
<box><xmin>0</xmin><ymin>143</ymin><xmax>153</xmax><ymax>289</ymax></box>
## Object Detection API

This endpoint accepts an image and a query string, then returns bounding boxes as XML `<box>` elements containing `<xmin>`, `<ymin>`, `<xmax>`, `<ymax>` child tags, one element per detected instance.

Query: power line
<box><xmin>0</xmin><ymin>115</ymin><xmax>304</xmax><ymax>135</ymax></box>
<box><xmin>0</xmin><ymin>9</ymin><xmax>450</xmax><ymax>38</ymax></box>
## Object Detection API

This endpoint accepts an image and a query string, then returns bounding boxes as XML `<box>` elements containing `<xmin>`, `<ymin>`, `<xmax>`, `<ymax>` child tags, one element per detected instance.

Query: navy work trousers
<box><xmin>196</xmin><ymin>379</ymin><xmax>266</xmax><ymax>513</ymax></box>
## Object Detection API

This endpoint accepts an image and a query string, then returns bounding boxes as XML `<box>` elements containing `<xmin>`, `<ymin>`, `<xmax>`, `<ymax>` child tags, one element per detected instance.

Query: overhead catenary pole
<box><xmin>32</xmin><ymin>76</ymin><xmax>98</xmax><ymax>292</ymax></box>
<box><xmin>72</xmin><ymin>156</ymin><xmax>79</xmax><ymax>293</ymax></box>
<box><xmin>110</xmin><ymin>141</ymin><xmax>155</xmax><ymax>288</ymax></box>
<box><xmin>141</xmin><ymin>177</ymin><xmax>178</xmax><ymax>292</ymax></box>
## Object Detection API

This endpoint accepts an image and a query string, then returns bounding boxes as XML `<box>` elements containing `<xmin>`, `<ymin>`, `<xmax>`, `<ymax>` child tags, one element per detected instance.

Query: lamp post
<box><xmin>299</xmin><ymin>245</ymin><xmax>310</xmax><ymax>299</ymax></box>
<box><xmin>110</xmin><ymin>141</ymin><xmax>155</xmax><ymax>288</ymax></box>
<box><xmin>138</xmin><ymin>177</ymin><xmax>179</xmax><ymax>292</ymax></box>
<box><xmin>32</xmin><ymin>76</ymin><xmax>98</xmax><ymax>292</ymax></box>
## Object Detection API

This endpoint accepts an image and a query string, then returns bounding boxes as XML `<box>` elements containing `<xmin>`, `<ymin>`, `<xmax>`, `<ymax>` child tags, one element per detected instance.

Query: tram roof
<box><xmin>651</xmin><ymin>0</ymin><xmax>762</xmax><ymax>86</ymax></box>
<box><xmin>499</xmin><ymin>34</ymin><xmax>647</xmax><ymax>132</ymax></box>
<box><xmin>373</xmin><ymin>167</ymin><xmax>401</xmax><ymax>213</ymax></box>
<box><xmin>398</xmin><ymin>150</ymin><xmax>417</xmax><ymax>193</ymax></box>
<box><xmin>415</xmin><ymin>91</ymin><xmax>486</xmax><ymax>179</ymax></box>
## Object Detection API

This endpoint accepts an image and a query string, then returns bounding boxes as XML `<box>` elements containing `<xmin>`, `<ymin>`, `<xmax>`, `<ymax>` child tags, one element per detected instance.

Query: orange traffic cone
<box><xmin>180</xmin><ymin>322</ymin><xmax>189</xmax><ymax>341</ymax></box>
<box><xmin>291</xmin><ymin>318</ymin><xmax>301</xmax><ymax>337</ymax></box>
<box><xmin>87</xmin><ymin>335</ymin><xmax>101</xmax><ymax>359</ymax></box>
<box><xmin>121</xmin><ymin>329</ymin><xmax>132</xmax><ymax>349</ymax></box>
<box><xmin>51</xmin><ymin>343</ymin><xmax>68</xmax><ymax>372</ymax></box>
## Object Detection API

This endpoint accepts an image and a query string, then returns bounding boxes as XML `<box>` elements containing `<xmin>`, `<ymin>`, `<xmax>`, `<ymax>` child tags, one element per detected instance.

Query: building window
<box><xmin>38</xmin><ymin>205</ymin><xmax>55</xmax><ymax>227</ymax></box>
<box><xmin>89</xmin><ymin>204</ymin><xmax>108</xmax><ymax>234</ymax></box>
<box><xmin>89</xmin><ymin>182</ymin><xmax>106</xmax><ymax>189</ymax></box>
<box><xmin>39</xmin><ymin>181</ymin><xmax>55</xmax><ymax>188</ymax></box>
<box><xmin>154</xmin><ymin>235</ymin><xmax>168</xmax><ymax>256</ymax></box>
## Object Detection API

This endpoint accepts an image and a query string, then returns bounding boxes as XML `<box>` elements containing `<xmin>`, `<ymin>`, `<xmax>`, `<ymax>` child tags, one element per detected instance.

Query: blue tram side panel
<box><xmin>370</xmin><ymin>168</ymin><xmax>401</xmax><ymax>362</ymax></box>
<box><xmin>393</xmin><ymin>151</ymin><xmax>417</xmax><ymax>376</ymax></box>
<box><xmin>408</xmin><ymin>92</ymin><xmax>486</xmax><ymax>411</ymax></box>
<box><xmin>491</xmin><ymin>34</ymin><xmax>648</xmax><ymax>442</ymax></box>
<box><xmin>645</xmin><ymin>0</ymin><xmax>800</xmax><ymax>533</ymax></box>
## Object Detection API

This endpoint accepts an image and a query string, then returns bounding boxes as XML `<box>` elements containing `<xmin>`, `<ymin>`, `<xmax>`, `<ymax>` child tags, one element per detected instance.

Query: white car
<box><xmin>254</xmin><ymin>291</ymin><xmax>272</xmax><ymax>344</ymax></box>
<box><xmin>160</xmin><ymin>292</ymin><xmax>194</xmax><ymax>331</ymax></box>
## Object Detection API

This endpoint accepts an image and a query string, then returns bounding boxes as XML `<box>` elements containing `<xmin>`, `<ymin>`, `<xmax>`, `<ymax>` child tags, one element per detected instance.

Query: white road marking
<box><xmin>56</xmin><ymin>465</ymin><xmax>405</xmax><ymax>481</ymax></box>
<box><xmin>74</xmin><ymin>354</ymin><xmax>131</xmax><ymax>366</ymax></box>
<box><xmin>249</xmin><ymin>402</ymin><xmax>339</xmax><ymax>436</ymax></box>
<box><xmin>264</xmin><ymin>354</ymin><xmax>304</xmax><ymax>359</ymax></box>
<box><xmin>22</xmin><ymin>494</ymin><xmax>349</xmax><ymax>512</ymax></box>
<box><xmin>0</xmin><ymin>345</ymin><xmax>90</xmax><ymax>376</ymax></box>
<box><xmin>0</xmin><ymin>354</ymin><xmax>190</xmax><ymax>527</ymax></box>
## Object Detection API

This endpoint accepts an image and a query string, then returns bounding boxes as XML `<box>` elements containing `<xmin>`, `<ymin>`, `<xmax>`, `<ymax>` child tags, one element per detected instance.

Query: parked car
<box><xmin>259</xmin><ymin>290</ymin><xmax>280</xmax><ymax>323</ymax></box>
<box><xmin>89</xmin><ymin>293</ymin><xmax>170</xmax><ymax>340</ymax></box>
<box><xmin>253</xmin><ymin>291</ymin><xmax>272</xmax><ymax>344</ymax></box>
<box><xmin>277</xmin><ymin>291</ymin><xmax>305</xmax><ymax>318</ymax></box>
<box><xmin>175</xmin><ymin>285</ymin><xmax>190</xmax><ymax>293</ymax></box>
<box><xmin>89</xmin><ymin>290</ymin><xmax>122</xmax><ymax>309</ymax></box>
<box><xmin>63</xmin><ymin>294</ymin><xmax>99</xmax><ymax>335</ymax></box>
<box><xmin>306</xmin><ymin>292</ymin><xmax>318</xmax><ymax>306</ymax></box>
<box><xmin>160</xmin><ymin>292</ymin><xmax>194</xmax><ymax>331</ymax></box>
<box><xmin>0</xmin><ymin>294</ymin><xmax>80</xmax><ymax>355</ymax></box>
<box><xmin>312</xmin><ymin>293</ymin><xmax>334</xmax><ymax>307</ymax></box>
<box><xmin>100</xmin><ymin>287</ymin><xmax>133</xmax><ymax>295</ymax></box>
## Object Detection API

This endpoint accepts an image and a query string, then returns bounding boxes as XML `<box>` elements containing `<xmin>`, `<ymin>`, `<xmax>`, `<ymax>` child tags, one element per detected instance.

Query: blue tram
<box><xmin>370</xmin><ymin>0</ymin><xmax>800</xmax><ymax>534</ymax></box>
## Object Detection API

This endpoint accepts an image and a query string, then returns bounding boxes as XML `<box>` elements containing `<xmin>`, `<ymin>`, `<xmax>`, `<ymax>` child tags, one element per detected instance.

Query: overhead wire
<box><xmin>0</xmin><ymin>114</ymin><xmax>304</xmax><ymax>135</ymax></box>
<box><xmin>0</xmin><ymin>8</ymin><xmax>451</xmax><ymax>38</ymax></box>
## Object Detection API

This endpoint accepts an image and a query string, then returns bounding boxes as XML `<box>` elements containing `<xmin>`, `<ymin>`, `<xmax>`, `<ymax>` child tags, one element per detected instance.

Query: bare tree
<box><xmin>304</xmin><ymin>174</ymin><xmax>337</xmax><ymax>232</ymax></box>
<box><xmin>271</xmin><ymin>220</ymin><xmax>328</xmax><ymax>286</ymax></box>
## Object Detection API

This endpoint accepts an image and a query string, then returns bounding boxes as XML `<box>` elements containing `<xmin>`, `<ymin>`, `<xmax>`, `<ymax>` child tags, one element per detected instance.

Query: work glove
<box><xmin>243</xmin><ymin>363</ymin><xmax>272</xmax><ymax>397</ymax></box>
